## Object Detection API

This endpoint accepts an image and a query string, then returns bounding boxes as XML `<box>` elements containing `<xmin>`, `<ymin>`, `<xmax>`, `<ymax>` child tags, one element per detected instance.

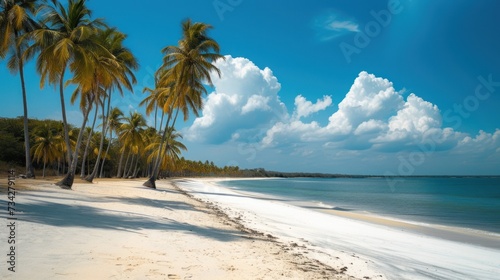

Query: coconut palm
<box><xmin>85</xmin><ymin>27</ymin><xmax>138</xmax><ymax>182</ymax></box>
<box><xmin>29</xmin><ymin>0</ymin><xmax>124</xmax><ymax>188</ymax></box>
<box><xmin>99</xmin><ymin>106</ymin><xmax>123</xmax><ymax>178</ymax></box>
<box><xmin>118</xmin><ymin>111</ymin><xmax>146</xmax><ymax>178</ymax></box>
<box><xmin>145</xmin><ymin>127</ymin><xmax>186</xmax><ymax>177</ymax></box>
<box><xmin>0</xmin><ymin>0</ymin><xmax>40</xmax><ymax>178</ymax></box>
<box><xmin>140</xmin><ymin>69</ymin><xmax>170</xmax><ymax>131</ymax></box>
<box><xmin>143</xmin><ymin>19</ymin><xmax>223</xmax><ymax>189</ymax></box>
<box><xmin>26</xmin><ymin>0</ymin><xmax>108</xmax><ymax>187</ymax></box>
<box><xmin>31</xmin><ymin>124</ymin><xmax>61</xmax><ymax>177</ymax></box>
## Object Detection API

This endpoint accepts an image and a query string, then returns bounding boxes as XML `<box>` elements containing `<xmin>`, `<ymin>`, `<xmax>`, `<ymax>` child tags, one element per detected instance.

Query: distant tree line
<box><xmin>0</xmin><ymin>117</ymin><xmax>244</xmax><ymax>178</ymax></box>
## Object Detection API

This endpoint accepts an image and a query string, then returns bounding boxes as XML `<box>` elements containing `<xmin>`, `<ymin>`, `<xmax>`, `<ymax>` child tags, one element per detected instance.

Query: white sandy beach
<box><xmin>2</xmin><ymin>177</ymin><xmax>499</xmax><ymax>279</ymax></box>
<box><xmin>1</xmin><ymin>178</ymin><xmax>350</xmax><ymax>280</ymax></box>
<box><xmin>177</xmin><ymin>178</ymin><xmax>500</xmax><ymax>280</ymax></box>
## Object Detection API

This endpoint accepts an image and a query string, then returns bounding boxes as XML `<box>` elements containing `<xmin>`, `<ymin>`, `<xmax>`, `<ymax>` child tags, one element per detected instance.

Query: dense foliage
<box><xmin>0</xmin><ymin>117</ymin><xmax>243</xmax><ymax>178</ymax></box>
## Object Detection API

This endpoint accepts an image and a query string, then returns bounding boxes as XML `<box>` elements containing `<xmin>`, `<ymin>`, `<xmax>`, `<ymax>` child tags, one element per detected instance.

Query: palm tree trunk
<box><xmin>99</xmin><ymin>128</ymin><xmax>112</xmax><ymax>178</ymax></box>
<box><xmin>116</xmin><ymin>146</ymin><xmax>126</xmax><ymax>178</ymax></box>
<box><xmin>144</xmin><ymin>79</ymin><xmax>184</xmax><ymax>189</ymax></box>
<box><xmin>86</xmin><ymin>99</ymin><xmax>108</xmax><ymax>182</ymax></box>
<box><xmin>16</xmin><ymin>34</ymin><xmax>35</xmax><ymax>179</ymax></box>
<box><xmin>133</xmin><ymin>151</ymin><xmax>141</xmax><ymax>178</ymax></box>
<box><xmin>154</xmin><ymin>106</ymin><xmax>158</xmax><ymax>131</ymax></box>
<box><xmin>99</xmin><ymin>91</ymin><xmax>113</xmax><ymax>178</ymax></box>
<box><xmin>126</xmin><ymin>154</ymin><xmax>136</xmax><ymax>178</ymax></box>
<box><xmin>121</xmin><ymin>149</ymin><xmax>131</xmax><ymax>178</ymax></box>
<box><xmin>80</xmin><ymin>105</ymin><xmax>98</xmax><ymax>177</ymax></box>
<box><xmin>58</xmin><ymin>67</ymin><xmax>72</xmax><ymax>165</ymax></box>
<box><xmin>56</xmin><ymin>102</ymin><xmax>92</xmax><ymax>189</ymax></box>
<box><xmin>143</xmin><ymin>104</ymin><xmax>177</xmax><ymax>188</ymax></box>
<box><xmin>42</xmin><ymin>150</ymin><xmax>46</xmax><ymax>178</ymax></box>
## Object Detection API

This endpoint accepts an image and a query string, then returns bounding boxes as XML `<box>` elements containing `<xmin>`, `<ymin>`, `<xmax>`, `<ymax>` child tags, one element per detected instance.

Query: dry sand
<box><xmin>0</xmin><ymin>178</ymin><xmax>357</xmax><ymax>280</ymax></box>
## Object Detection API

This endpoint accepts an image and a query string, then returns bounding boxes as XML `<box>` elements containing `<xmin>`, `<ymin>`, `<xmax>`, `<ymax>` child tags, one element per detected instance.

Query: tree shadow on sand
<box><xmin>18</xmin><ymin>195</ymin><xmax>245</xmax><ymax>242</ymax></box>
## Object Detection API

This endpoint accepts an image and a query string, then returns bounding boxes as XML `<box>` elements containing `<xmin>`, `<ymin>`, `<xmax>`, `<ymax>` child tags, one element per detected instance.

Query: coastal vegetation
<box><xmin>0</xmin><ymin>117</ymin><xmax>242</xmax><ymax>178</ymax></box>
<box><xmin>1</xmin><ymin>0</ymin><xmax>223</xmax><ymax>188</ymax></box>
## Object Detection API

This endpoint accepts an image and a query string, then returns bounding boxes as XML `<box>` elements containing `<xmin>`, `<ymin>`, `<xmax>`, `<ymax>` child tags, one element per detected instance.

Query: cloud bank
<box><xmin>184</xmin><ymin>56</ymin><xmax>499</xmax><ymax>174</ymax></box>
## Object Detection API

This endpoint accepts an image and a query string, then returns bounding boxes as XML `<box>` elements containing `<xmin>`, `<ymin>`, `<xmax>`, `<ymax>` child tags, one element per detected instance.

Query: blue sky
<box><xmin>1</xmin><ymin>0</ymin><xmax>500</xmax><ymax>175</ymax></box>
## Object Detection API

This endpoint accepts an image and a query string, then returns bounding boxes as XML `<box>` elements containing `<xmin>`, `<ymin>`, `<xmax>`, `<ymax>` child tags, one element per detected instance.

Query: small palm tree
<box><xmin>31</xmin><ymin>124</ymin><xmax>61</xmax><ymax>177</ymax></box>
<box><xmin>118</xmin><ymin>112</ymin><xmax>146</xmax><ymax>178</ymax></box>
<box><xmin>145</xmin><ymin>127</ymin><xmax>186</xmax><ymax>177</ymax></box>
<box><xmin>99</xmin><ymin>106</ymin><xmax>123</xmax><ymax>178</ymax></box>
<box><xmin>0</xmin><ymin>0</ymin><xmax>40</xmax><ymax>178</ymax></box>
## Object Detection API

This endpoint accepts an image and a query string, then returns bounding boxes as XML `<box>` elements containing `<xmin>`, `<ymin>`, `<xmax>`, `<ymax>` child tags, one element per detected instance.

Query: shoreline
<box><xmin>319</xmin><ymin>207</ymin><xmax>500</xmax><ymax>250</ymax></box>
<box><xmin>211</xmin><ymin>177</ymin><xmax>500</xmax><ymax>249</ymax></box>
<box><xmin>177</xmin><ymin>178</ymin><xmax>500</xmax><ymax>280</ymax></box>
<box><xmin>0</xmin><ymin>178</ymin><xmax>354</xmax><ymax>279</ymax></box>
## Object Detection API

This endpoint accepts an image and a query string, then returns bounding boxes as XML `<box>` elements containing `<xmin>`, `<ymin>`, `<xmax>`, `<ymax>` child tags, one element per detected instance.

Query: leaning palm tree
<box><xmin>85</xmin><ymin>27</ymin><xmax>138</xmax><ymax>182</ymax></box>
<box><xmin>0</xmin><ymin>0</ymin><xmax>40</xmax><ymax>178</ymax></box>
<box><xmin>143</xmin><ymin>19</ymin><xmax>223</xmax><ymax>189</ymax></box>
<box><xmin>26</xmin><ymin>0</ymin><xmax>106</xmax><ymax>184</ymax></box>
<box><xmin>28</xmin><ymin>0</ymin><xmax>116</xmax><ymax>188</ymax></box>
<box><xmin>145</xmin><ymin>127</ymin><xmax>186</xmax><ymax>177</ymax></box>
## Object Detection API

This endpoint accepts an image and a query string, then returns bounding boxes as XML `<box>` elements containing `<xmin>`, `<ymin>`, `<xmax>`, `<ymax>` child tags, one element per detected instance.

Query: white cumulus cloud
<box><xmin>184</xmin><ymin>56</ymin><xmax>500</xmax><ymax>172</ymax></box>
<box><xmin>184</xmin><ymin>55</ymin><xmax>287</xmax><ymax>143</ymax></box>
<box><xmin>262</xmin><ymin>71</ymin><xmax>499</xmax><ymax>156</ymax></box>
<box><xmin>294</xmin><ymin>95</ymin><xmax>333</xmax><ymax>119</ymax></box>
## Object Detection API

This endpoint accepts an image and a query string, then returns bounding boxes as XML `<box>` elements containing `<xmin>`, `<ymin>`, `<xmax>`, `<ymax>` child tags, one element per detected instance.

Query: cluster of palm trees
<box><xmin>28</xmin><ymin>110</ymin><xmax>185</xmax><ymax>178</ymax></box>
<box><xmin>1</xmin><ymin>0</ymin><xmax>223</xmax><ymax>189</ymax></box>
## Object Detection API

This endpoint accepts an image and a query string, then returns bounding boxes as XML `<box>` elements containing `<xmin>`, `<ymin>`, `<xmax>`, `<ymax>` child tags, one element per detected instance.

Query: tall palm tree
<box><xmin>0</xmin><ymin>0</ymin><xmax>40</xmax><ymax>178</ymax></box>
<box><xmin>33</xmin><ymin>0</ymin><xmax>119</xmax><ymax>188</ymax></box>
<box><xmin>31</xmin><ymin>124</ymin><xmax>61</xmax><ymax>177</ymax></box>
<box><xmin>26</xmin><ymin>0</ymin><xmax>108</xmax><ymax>188</ymax></box>
<box><xmin>143</xmin><ymin>19</ymin><xmax>223</xmax><ymax>189</ymax></box>
<box><xmin>85</xmin><ymin>27</ymin><xmax>138</xmax><ymax>182</ymax></box>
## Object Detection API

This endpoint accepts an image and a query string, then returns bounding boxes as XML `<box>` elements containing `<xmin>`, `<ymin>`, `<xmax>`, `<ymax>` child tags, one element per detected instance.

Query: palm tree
<box><xmin>0</xmin><ymin>0</ymin><xmax>40</xmax><ymax>178</ymax></box>
<box><xmin>27</xmin><ymin>0</ymin><xmax>109</xmax><ymax>188</ymax></box>
<box><xmin>145</xmin><ymin>127</ymin><xmax>186</xmax><ymax>178</ymax></box>
<box><xmin>140</xmin><ymin>70</ymin><xmax>170</xmax><ymax>131</ymax></box>
<box><xmin>143</xmin><ymin>19</ymin><xmax>223</xmax><ymax>189</ymax></box>
<box><xmin>27</xmin><ymin>0</ymin><xmax>117</xmax><ymax>188</ymax></box>
<box><xmin>99</xmin><ymin>106</ymin><xmax>123</xmax><ymax>178</ymax></box>
<box><xmin>118</xmin><ymin>111</ymin><xmax>146</xmax><ymax>178</ymax></box>
<box><xmin>31</xmin><ymin>124</ymin><xmax>61</xmax><ymax>177</ymax></box>
<box><xmin>85</xmin><ymin>27</ymin><xmax>138</xmax><ymax>182</ymax></box>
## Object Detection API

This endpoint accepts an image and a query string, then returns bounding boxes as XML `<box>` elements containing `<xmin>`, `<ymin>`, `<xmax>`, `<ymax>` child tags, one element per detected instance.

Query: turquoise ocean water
<box><xmin>219</xmin><ymin>177</ymin><xmax>500</xmax><ymax>234</ymax></box>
